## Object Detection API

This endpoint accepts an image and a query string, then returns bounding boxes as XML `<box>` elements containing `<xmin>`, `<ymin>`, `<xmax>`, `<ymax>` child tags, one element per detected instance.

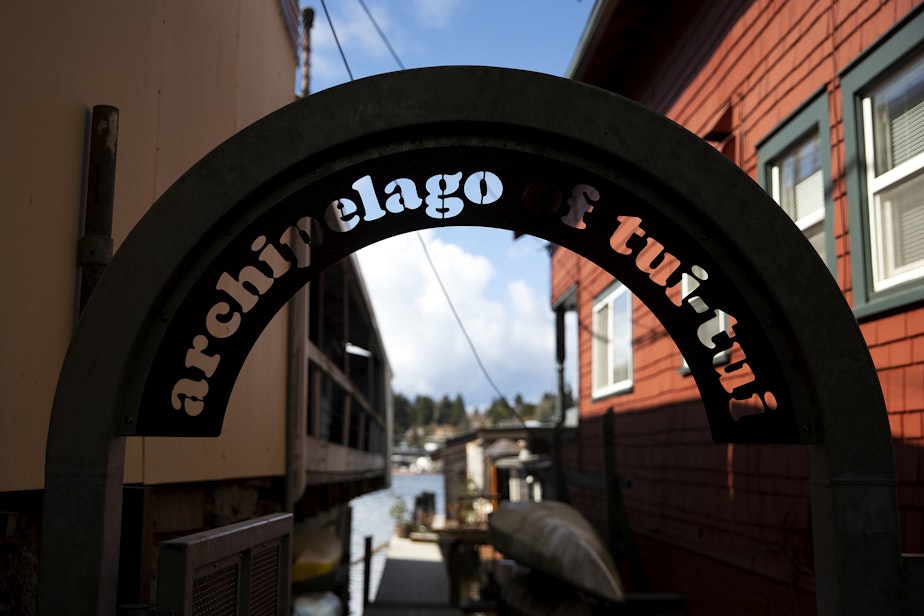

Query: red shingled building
<box><xmin>553</xmin><ymin>1</ymin><xmax>923</xmax><ymax>612</ymax></box>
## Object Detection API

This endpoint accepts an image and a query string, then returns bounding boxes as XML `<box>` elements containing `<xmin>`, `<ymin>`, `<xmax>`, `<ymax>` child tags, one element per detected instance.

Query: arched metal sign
<box><xmin>138</xmin><ymin>145</ymin><xmax>803</xmax><ymax>442</ymax></box>
<box><xmin>40</xmin><ymin>67</ymin><xmax>904</xmax><ymax>614</ymax></box>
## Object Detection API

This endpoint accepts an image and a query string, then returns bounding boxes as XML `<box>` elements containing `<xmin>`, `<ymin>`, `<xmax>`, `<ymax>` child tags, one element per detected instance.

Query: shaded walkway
<box><xmin>365</xmin><ymin>536</ymin><xmax>461</xmax><ymax>615</ymax></box>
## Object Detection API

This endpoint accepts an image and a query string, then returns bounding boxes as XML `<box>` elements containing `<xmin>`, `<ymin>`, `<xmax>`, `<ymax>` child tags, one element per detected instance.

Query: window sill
<box><xmin>853</xmin><ymin>281</ymin><xmax>924</xmax><ymax>321</ymax></box>
<box><xmin>591</xmin><ymin>382</ymin><xmax>633</xmax><ymax>400</ymax></box>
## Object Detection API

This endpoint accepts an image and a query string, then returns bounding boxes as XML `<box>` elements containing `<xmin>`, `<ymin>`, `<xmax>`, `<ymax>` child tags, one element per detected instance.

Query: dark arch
<box><xmin>40</xmin><ymin>67</ymin><xmax>904</xmax><ymax>614</ymax></box>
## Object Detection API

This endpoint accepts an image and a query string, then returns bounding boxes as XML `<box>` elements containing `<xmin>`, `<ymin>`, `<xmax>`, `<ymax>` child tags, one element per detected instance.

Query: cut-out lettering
<box><xmin>425</xmin><ymin>172</ymin><xmax>464</xmax><ymax>219</ymax></box>
<box><xmin>635</xmin><ymin>237</ymin><xmax>680</xmax><ymax>286</ymax></box>
<box><xmin>185</xmin><ymin>335</ymin><xmax>220</xmax><ymax>378</ymax></box>
<box><xmin>464</xmin><ymin>171</ymin><xmax>503</xmax><ymax>204</ymax></box>
<box><xmin>171</xmin><ymin>378</ymin><xmax>209</xmax><ymax>416</ymax></box>
<box><xmin>561</xmin><ymin>184</ymin><xmax>600</xmax><ymax>229</ymax></box>
<box><xmin>384</xmin><ymin>178</ymin><xmax>423</xmax><ymax>213</ymax></box>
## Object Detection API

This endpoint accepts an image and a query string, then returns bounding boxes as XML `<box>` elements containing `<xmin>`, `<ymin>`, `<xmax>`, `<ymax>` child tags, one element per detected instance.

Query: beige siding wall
<box><xmin>0</xmin><ymin>1</ymin><xmax>297</xmax><ymax>491</ymax></box>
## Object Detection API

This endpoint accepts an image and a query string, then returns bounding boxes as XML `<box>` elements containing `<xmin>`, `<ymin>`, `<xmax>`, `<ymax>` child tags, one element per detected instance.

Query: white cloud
<box><xmin>355</xmin><ymin>230</ymin><xmax>554</xmax><ymax>409</ymax></box>
<box><xmin>506</xmin><ymin>235</ymin><xmax>548</xmax><ymax>261</ymax></box>
<box><xmin>411</xmin><ymin>0</ymin><xmax>466</xmax><ymax>29</ymax></box>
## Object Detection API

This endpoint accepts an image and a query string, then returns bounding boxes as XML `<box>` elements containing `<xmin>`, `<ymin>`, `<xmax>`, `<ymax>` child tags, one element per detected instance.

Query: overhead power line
<box><xmin>414</xmin><ymin>234</ymin><xmax>526</xmax><ymax>425</ymax></box>
<box><xmin>357</xmin><ymin>0</ymin><xmax>405</xmax><ymax>70</ymax></box>
<box><xmin>320</xmin><ymin>1</ymin><xmax>525</xmax><ymax>426</ymax></box>
<box><xmin>320</xmin><ymin>0</ymin><xmax>353</xmax><ymax>81</ymax></box>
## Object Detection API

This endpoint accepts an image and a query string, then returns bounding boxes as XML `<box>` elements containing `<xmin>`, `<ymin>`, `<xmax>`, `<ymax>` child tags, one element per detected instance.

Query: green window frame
<box><xmin>591</xmin><ymin>281</ymin><xmax>633</xmax><ymax>399</ymax></box>
<box><xmin>757</xmin><ymin>91</ymin><xmax>836</xmax><ymax>277</ymax></box>
<box><xmin>842</xmin><ymin>7</ymin><xmax>924</xmax><ymax>317</ymax></box>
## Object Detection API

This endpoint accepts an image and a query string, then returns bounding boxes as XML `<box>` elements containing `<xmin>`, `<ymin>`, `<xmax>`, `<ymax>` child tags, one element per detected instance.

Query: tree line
<box><xmin>393</xmin><ymin>389</ymin><xmax>571</xmax><ymax>446</ymax></box>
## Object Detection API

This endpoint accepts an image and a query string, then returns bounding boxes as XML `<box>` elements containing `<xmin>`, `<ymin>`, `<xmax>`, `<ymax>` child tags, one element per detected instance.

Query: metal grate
<box><xmin>157</xmin><ymin>513</ymin><xmax>292</xmax><ymax>615</ymax></box>
<box><xmin>191</xmin><ymin>562</ymin><xmax>239</xmax><ymax>616</ymax></box>
<box><xmin>249</xmin><ymin>545</ymin><xmax>281</xmax><ymax>616</ymax></box>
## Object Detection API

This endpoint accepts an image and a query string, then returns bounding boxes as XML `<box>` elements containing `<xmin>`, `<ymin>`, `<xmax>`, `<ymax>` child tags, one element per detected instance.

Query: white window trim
<box><xmin>862</xmin><ymin>96</ymin><xmax>924</xmax><ymax>291</ymax></box>
<box><xmin>591</xmin><ymin>283</ymin><xmax>633</xmax><ymax>399</ymax></box>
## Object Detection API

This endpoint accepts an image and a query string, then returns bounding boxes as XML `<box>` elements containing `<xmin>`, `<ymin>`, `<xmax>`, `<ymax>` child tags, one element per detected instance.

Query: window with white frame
<box><xmin>842</xmin><ymin>8</ymin><xmax>924</xmax><ymax>316</ymax></box>
<box><xmin>862</xmin><ymin>53</ymin><xmax>924</xmax><ymax>291</ymax></box>
<box><xmin>757</xmin><ymin>92</ymin><xmax>834</xmax><ymax>273</ymax></box>
<box><xmin>770</xmin><ymin>135</ymin><xmax>826</xmax><ymax>258</ymax></box>
<box><xmin>592</xmin><ymin>282</ymin><xmax>632</xmax><ymax>397</ymax></box>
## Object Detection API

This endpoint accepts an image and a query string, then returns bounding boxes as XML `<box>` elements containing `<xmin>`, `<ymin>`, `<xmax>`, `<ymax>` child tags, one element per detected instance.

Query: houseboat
<box><xmin>0</xmin><ymin>3</ymin><xmax>391</xmax><ymax>612</ymax></box>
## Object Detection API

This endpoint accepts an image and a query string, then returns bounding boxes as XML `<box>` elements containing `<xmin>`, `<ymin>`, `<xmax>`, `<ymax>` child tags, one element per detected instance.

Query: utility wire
<box><xmin>357</xmin><ymin>0</ymin><xmax>405</xmax><ymax>70</ymax></box>
<box><xmin>323</xmin><ymin>0</ymin><xmax>524</xmax><ymax>426</ymax></box>
<box><xmin>414</xmin><ymin>234</ymin><xmax>527</xmax><ymax>426</ymax></box>
<box><xmin>320</xmin><ymin>0</ymin><xmax>353</xmax><ymax>81</ymax></box>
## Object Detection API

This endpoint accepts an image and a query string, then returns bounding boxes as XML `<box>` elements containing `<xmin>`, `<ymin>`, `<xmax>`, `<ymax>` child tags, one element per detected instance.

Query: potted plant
<box><xmin>388</xmin><ymin>495</ymin><xmax>411</xmax><ymax>538</ymax></box>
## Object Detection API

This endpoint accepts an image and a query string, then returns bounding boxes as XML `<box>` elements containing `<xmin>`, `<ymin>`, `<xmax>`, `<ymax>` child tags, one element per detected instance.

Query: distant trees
<box><xmin>482</xmin><ymin>391</ymin><xmax>559</xmax><ymax>427</ymax></box>
<box><xmin>393</xmin><ymin>393</ymin><xmax>413</xmax><ymax>438</ymax></box>
<box><xmin>483</xmin><ymin>397</ymin><xmax>511</xmax><ymax>427</ymax></box>
<box><xmin>393</xmin><ymin>390</ymin><xmax>565</xmax><ymax>444</ymax></box>
<box><xmin>393</xmin><ymin>392</ymin><xmax>471</xmax><ymax>445</ymax></box>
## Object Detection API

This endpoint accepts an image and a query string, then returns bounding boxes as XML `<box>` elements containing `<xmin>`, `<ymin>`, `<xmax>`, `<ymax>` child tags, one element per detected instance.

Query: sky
<box><xmin>301</xmin><ymin>0</ymin><xmax>594</xmax><ymax>411</ymax></box>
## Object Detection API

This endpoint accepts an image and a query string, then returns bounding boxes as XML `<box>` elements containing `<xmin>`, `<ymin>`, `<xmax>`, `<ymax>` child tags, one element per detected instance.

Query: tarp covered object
<box><xmin>488</xmin><ymin>500</ymin><xmax>625</xmax><ymax>603</ymax></box>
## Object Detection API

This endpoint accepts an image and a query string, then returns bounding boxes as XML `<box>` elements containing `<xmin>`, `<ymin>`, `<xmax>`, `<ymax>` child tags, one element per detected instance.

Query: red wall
<box><xmin>552</xmin><ymin>1</ymin><xmax>923</xmax><ymax>613</ymax></box>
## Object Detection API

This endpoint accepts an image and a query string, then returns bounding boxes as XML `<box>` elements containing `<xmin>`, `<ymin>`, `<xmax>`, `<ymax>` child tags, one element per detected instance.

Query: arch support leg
<box><xmin>38</xmin><ymin>438</ymin><xmax>125</xmax><ymax>615</ymax></box>
<box><xmin>808</xmin><ymin>446</ymin><xmax>906</xmax><ymax>615</ymax></box>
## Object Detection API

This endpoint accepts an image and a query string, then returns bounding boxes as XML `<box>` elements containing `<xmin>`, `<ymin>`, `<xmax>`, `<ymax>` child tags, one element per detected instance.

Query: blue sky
<box><xmin>302</xmin><ymin>0</ymin><xmax>592</xmax><ymax>411</ymax></box>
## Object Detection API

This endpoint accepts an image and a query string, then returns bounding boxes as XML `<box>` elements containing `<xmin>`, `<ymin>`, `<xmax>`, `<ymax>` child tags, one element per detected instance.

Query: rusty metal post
<box><xmin>78</xmin><ymin>105</ymin><xmax>118</xmax><ymax>313</ymax></box>
<box><xmin>40</xmin><ymin>105</ymin><xmax>122</xmax><ymax>615</ymax></box>
<box><xmin>299</xmin><ymin>8</ymin><xmax>315</xmax><ymax>97</ymax></box>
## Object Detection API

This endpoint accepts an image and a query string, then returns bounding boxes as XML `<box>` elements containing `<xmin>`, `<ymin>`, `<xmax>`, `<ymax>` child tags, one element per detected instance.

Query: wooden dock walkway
<box><xmin>364</xmin><ymin>535</ymin><xmax>461</xmax><ymax>615</ymax></box>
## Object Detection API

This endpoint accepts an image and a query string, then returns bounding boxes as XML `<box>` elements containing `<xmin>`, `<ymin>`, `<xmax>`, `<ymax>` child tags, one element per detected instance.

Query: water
<box><xmin>347</xmin><ymin>473</ymin><xmax>444</xmax><ymax>615</ymax></box>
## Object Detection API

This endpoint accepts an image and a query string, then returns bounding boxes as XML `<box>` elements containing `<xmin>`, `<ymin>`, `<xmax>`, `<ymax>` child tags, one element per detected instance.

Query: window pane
<box><xmin>779</xmin><ymin>157</ymin><xmax>796</xmax><ymax>216</ymax></box>
<box><xmin>794</xmin><ymin>168</ymin><xmax>824</xmax><ymax>222</ymax></box>
<box><xmin>871</xmin><ymin>54</ymin><xmax>924</xmax><ymax>175</ymax></box>
<box><xmin>610</xmin><ymin>291</ymin><xmax>630</xmax><ymax>385</ymax></box>
<box><xmin>592</xmin><ymin>284</ymin><xmax>632</xmax><ymax>395</ymax></box>
<box><xmin>876</xmin><ymin>171</ymin><xmax>924</xmax><ymax>283</ymax></box>
<box><xmin>592</xmin><ymin>304</ymin><xmax>610</xmax><ymax>391</ymax></box>
<box><xmin>770</xmin><ymin>134</ymin><xmax>825</xmax><ymax>259</ymax></box>
<box><xmin>805</xmin><ymin>220</ymin><xmax>826</xmax><ymax>258</ymax></box>
<box><xmin>774</xmin><ymin>136</ymin><xmax>823</xmax><ymax>221</ymax></box>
